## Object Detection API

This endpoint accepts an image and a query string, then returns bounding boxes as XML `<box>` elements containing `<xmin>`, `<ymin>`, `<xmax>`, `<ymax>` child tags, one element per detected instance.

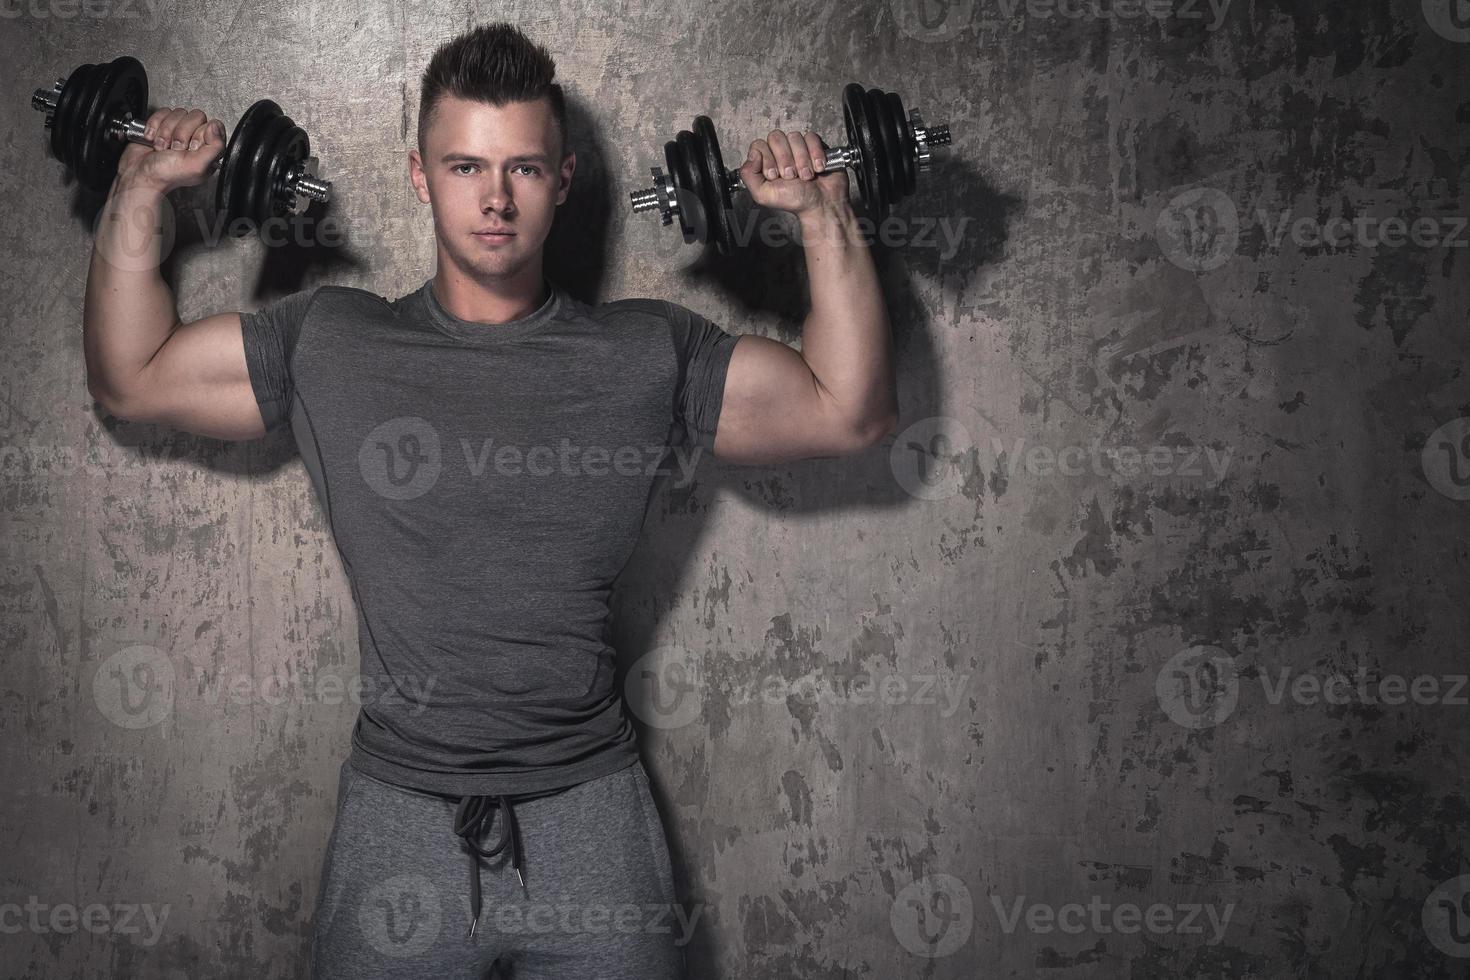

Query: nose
<box><xmin>480</xmin><ymin>172</ymin><xmax>514</xmax><ymax>215</ymax></box>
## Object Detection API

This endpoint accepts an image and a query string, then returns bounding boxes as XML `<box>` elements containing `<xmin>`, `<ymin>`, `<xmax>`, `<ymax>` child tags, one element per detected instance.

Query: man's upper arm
<box><xmin>666</xmin><ymin>301</ymin><xmax>862</xmax><ymax>465</ymax></box>
<box><xmin>127</xmin><ymin>289</ymin><xmax>314</xmax><ymax>441</ymax></box>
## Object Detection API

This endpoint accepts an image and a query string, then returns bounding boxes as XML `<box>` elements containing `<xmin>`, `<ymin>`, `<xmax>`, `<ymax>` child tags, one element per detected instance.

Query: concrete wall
<box><xmin>3</xmin><ymin>1</ymin><xmax>1468</xmax><ymax>976</ymax></box>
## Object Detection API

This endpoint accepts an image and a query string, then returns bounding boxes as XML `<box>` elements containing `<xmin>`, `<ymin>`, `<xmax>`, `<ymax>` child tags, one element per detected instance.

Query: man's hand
<box><xmin>739</xmin><ymin>129</ymin><xmax>850</xmax><ymax>218</ymax></box>
<box><xmin>116</xmin><ymin>107</ymin><xmax>228</xmax><ymax>193</ymax></box>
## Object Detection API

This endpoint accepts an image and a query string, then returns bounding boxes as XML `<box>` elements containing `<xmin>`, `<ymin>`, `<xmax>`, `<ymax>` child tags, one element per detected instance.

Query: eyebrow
<box><xmin>440</xmin><ymin>153</ymin><xmax>550</xmax><ymax>166</ymax></box>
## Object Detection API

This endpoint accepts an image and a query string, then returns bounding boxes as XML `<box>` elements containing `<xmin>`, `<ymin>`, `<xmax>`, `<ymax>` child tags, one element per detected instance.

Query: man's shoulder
<box><xmin>310</xmin><ymin>282</ymin><xmax>408</xmax><ymax>311</ymax></box>
<box><xmin>282</xmin><ymin>283</ymin><xmax>423</xmax><ymax>330</ymax></box>
<box><xmin>574</xmin><ymin>293</ymin><xmax>669</xmax><ymax>324</ymax></box>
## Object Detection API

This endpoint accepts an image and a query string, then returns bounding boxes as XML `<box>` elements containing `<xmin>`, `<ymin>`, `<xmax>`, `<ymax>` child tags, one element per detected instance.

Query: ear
<box><xmin>556</xmin><ymin>151</ymin><xmax>575</xmax><ymax>206</ymax></box>
<box><xmin>408</xmin><ymin>149</ymin><xmax>431</xmax><ymax>204</ymax></box>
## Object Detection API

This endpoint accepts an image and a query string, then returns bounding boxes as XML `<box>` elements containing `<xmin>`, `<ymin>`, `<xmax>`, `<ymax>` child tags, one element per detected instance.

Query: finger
<box><xmin>178</xmin><ymin>109</ymin><xmax>208</xmax><ymax>151</ymax></box>
<box><xmin>198</xmin><ymin>118</ymin><xmax>227</xmax><ymax>154</ymax></box>
<box><xmin>153</xmin><ymin>107</ymin><xmax>188</xmax><ymax>149</ymax></box>
<box><xmin>193</xmin><ymin>119</ymin><xmax>228</xmax><ymax>172</ymax></box>
<box><xmin>140</xmin><ymin>107</ymin><xmax>172</xmax><ymax>144</ymax></box>
<box><xmin>746</xmin><ymin>139</ymin><xmax>773</xmax><ymax>186</ymax></box>
<box><xmin>787</xmin><ymin>129</ymin><xmax>814</xmax><ymax>180</ymax></box>
<box><xmin>802</xmin><ymin>131</ymin><xmax>827</xmax><ymax>174</ymax></box>
<box><xmin>766</xmin><ymin>129</ymin><xmax>794</xmax><ymax>180</ymax></box>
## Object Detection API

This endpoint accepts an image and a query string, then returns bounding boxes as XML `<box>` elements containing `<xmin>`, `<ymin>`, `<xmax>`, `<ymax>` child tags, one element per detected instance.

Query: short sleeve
<box><xmin>240</xmin><ymin>288</ymin><xmax>316</xmax><ymax>431</ymax></box>
<box><xmin>665</xmin><ymin>300</ymin><xmax>740</xmax><ymax>451</ymax></box>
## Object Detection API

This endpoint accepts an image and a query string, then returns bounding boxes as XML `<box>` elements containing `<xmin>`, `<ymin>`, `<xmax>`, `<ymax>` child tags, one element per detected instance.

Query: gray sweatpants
<box><xmin>310</xmin><ymin>756</ymin><xmax>687</xmax><ymax>979</ymax></box>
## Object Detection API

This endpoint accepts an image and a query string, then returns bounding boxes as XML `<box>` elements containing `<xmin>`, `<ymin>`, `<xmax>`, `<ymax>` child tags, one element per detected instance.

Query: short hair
<box><xmin>417</xmin><ymin>22</ymin><xmax>567</xmax><ymax>157</ymax></box>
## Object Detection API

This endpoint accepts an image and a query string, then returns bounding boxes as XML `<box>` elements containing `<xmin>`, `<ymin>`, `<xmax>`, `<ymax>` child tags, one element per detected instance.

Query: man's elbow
<box><xmin>88</xmin><ymin>377</ymin><xmax>144</xmax><ymax>422</ymax></box>
<box><xmin>838</xmin><ymin>410</ymin><xmax>899</xmax><ymax>454</ymax></box>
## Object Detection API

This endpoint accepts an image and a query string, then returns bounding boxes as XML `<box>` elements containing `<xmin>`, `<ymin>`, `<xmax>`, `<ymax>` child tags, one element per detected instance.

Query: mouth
<box><xmin>473</xmin><ymin>228</ymin><xmax>516</xmax><ymax>241</ymax></box>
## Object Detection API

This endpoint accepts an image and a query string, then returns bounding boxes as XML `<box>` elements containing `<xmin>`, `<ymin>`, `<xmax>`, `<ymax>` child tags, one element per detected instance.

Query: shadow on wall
<box><xmin>612</xmin><ymin>155</ymin><xmax>1019</xmax><ymax>975</ymax></box>
<box><xmin>691</xmin><ymin>151</ymin><xmax>1020</xmax><ymax>517</ymax></box>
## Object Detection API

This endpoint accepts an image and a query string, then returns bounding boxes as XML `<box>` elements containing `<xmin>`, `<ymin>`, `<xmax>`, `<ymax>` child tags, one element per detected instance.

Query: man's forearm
<box><xmin>83</xmin><ymin>175</ymin><xmax>179</xmax><ymax>406</ymax></box>
<box><xmin>796</xmin><ymin>200</ymin><xmax>898</xmax><ymax>442</ymax></box>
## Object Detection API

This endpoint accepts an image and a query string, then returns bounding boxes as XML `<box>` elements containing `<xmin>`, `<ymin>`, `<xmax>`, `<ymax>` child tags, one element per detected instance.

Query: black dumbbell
<box><xmin>629</xmin><ymin>83</ymin><xmax>953</xmax><ymax>253</ymax></box>
<box><xmin>32</xmin><ymin>55</ymin><xmax>332</xmax><ymax>234</ymax></box>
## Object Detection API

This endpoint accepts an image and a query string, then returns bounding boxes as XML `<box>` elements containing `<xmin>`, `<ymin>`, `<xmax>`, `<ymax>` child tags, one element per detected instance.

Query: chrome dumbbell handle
<box><xmin>32</xmin><ymin>78</ymin><xmax>331</xmax><ymax>205</ymax></box>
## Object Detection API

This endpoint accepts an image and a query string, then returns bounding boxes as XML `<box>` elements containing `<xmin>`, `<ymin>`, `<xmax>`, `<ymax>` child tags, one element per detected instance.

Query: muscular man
<box><xmin>84</xmin><ymin>22</ymin><xmax>894</xmax><ymax>979</ymax></box>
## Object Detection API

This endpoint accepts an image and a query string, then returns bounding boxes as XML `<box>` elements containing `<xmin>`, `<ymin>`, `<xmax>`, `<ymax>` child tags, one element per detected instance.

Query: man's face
<box><xmin>410</xmin><ymin>94</ymin><xmax>574</xmax><ymax>283</ymax></box>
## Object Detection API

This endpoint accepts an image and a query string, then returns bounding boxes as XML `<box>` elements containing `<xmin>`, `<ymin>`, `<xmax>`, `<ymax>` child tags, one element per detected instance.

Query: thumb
<box><xmin>196</xmin><ymin>119</ymin><xmax>227</xmax><ymax>171</ymax></box>
<box><xmin>742</xmin><ymin>148</ymin><xmax>764</xmax><ymax>187</ymax></box>
<box><xmin>200</xmin><ymin>119</ymin><xmax>227</xmax><ymax>151</ymax></box>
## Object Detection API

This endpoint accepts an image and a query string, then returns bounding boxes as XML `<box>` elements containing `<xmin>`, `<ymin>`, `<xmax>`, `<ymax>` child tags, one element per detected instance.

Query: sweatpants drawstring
<box><xmin>453</xmin><ymin>794</ymin><xmax>526</xmax><ymax>937</ymax></box>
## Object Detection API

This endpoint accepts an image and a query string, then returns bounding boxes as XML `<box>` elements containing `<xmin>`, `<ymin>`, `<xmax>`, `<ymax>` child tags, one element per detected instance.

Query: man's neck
<box><xmin>431</xmin><ymin>261</ymin><xmax>548</xmax><ymax>325</ymax></box>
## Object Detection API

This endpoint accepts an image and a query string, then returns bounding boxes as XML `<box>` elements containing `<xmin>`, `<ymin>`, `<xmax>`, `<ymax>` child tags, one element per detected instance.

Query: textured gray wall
<box><xmin>3</xmin><ymin>1</ymin><xmax>1469</xmax><ymax>977</ymax></box>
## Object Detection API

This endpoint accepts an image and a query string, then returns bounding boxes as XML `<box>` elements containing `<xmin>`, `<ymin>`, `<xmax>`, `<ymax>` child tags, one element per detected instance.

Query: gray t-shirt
<box><xmin>240</xmin><ymin>277</ymin><xmax>739</xmax><ymax>796</ymax></box>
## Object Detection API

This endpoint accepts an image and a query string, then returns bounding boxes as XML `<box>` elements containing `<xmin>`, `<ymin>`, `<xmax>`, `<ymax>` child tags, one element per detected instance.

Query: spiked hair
<box><xmin>418</xmin><ymin>22</ymin><xmax>567</xmax><ymax>156</ymax></box>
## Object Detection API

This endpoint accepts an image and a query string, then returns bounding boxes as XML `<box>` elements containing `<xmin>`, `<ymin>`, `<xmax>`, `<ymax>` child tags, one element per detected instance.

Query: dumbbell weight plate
<box><xmin>216</xmin><ymin>99</ymin><xmax>279</xmax><ymax>232</ymax></box>
<box><xmin>660</xmin><ymin>139</ymin><xmax>693</xmax><ymax>243</ymax></box>
<box><xmin>50</xmin><ymin>61</ymin><xmax>96</xmax><ymax>177</ymax></box>
<box><xmin>257</xmin><ymin>119</ymin><xmax>309</xmax><ymax>226</ymax></box>
<box><xmin>76</xmin><ymin>57</ymin><xmax>148</xmax><ymax>192</ymax></box>
<box><xmin>843</xmin><ymin>83</ymin><xmax>887</xmax><ymax>214</ymax></box>
<box><xmin>692</xmin><ymin>115</ymin><xmax>736</xmax><ymax>254</ymax></box>
<box><xmin>866</xmin><ymin>87</ymin><xmax>904</xmax><ymax>212</ymax></box>
<box><xmin>239</xmin><ymin>106</ymin><xmax>292</xmax><ymax>228</ymax></box>
<box><xmin>267</xmin><ymin>123</ymin><xmax>307</xmax><ymax>223</ymax></box>
<box><xmin>74</xmin><ymin>61</ymin><xmax>120</xmax><ymax>193</ymax></box>
<box><xmin>666</xmin><ymin>131</ymin><xmax>713</xmax><ymax>246</ymax></box>
<box><xmin>885</xmin><ymin>90</ymin><xmax>916</xmax><ymax>199</ymax></box>
<box><xmin>241</xmin><ymin>111</ymin><xmax>293</xmax><ymax>227</ymax></box>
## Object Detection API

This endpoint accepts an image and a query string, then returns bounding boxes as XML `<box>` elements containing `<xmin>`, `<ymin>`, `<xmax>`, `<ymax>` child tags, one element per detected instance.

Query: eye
<box><xmin>453</xmin><ymin>163</ymin><xmax>479</xmax><ymax>176</ymax></box>
<box><xmin>514</xmin><ymin>164</ymin><xmax>540</xmax><ymax>176</ymax></box>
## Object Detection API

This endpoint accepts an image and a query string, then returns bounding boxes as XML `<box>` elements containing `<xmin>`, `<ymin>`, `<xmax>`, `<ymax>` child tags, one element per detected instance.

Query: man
<box><xmin>84</xmin><ymin>21</ymin><xmax>895</xmax><ymax>979</ymax></box>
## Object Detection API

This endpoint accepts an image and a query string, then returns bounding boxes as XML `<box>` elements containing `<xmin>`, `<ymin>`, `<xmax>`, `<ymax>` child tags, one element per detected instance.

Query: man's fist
<box><xmin>116</xmin><ymin>107</ymin><xmax>227</xmax><ymax>193</ymax></box>
<box><xmin>739</xmin><ymin>129</ymin><xmax>850</xmax><ymax>218</ymax></box>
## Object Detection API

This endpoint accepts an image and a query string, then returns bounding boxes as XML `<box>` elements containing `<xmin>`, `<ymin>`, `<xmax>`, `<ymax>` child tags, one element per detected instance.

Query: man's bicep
<box><xmin>128</xmin><ymin>312</ymin><xmax>269</xmax><ymax>441</ymax></box>
<box><xmin>709</xmin><ymin>334</ymin><xmax>857</xmax><ymax>465</ymax></box>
